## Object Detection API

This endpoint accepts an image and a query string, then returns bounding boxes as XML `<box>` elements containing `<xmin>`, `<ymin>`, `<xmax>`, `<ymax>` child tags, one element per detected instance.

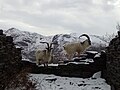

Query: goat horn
<box><xmin>79</xmin><ymin>34</ymin><xmax>91</xmax><ymax>45</ymax></box>
<box><xmin>49</xmin><ymin>42</ymin><xmax>57</xmax><ymax>48</ymax></box>
<box><xmin>50</xmin><ymin>43</ymin><xmax>53</xmax><ymax>49</ymax></box>
<box><xmin>40</xmin><ymin>42</ymin><xmax>50</xmax><ymax>49</ymax></box>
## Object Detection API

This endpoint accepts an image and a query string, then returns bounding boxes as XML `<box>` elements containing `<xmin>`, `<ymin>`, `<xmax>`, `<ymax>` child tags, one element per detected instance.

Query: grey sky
<box><xmin>0</xmin><ymin>0</ymin><xmax>120</xmax><ymax>36</ymax></box>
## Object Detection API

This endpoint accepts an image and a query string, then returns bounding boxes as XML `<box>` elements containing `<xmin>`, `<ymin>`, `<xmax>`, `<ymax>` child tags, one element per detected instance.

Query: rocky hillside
<box><xmin>4</xmin><ymin>28</ymin><xmax>53</xmax><ymax>61</ymax></box>
<box><xmin>3</xmin><ymin>28</ymin><xmax>109</xmax><ymax>62</ymax></box>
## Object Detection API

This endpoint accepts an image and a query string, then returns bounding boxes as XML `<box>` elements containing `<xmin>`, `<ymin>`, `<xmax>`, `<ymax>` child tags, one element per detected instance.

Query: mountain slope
<box><xmin>4</xmin><ymin>28</ymin><xmax>53</xmax><ymax>61</ymax></box>
<box><xmin>3</xmin><ymin>28</ymin><xmax>110</xmax><ymax>62</ymax></box>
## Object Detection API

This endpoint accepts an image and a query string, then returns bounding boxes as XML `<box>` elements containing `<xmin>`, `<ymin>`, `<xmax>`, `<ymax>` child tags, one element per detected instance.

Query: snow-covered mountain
<box><xmin>4</xmin><ymin>28</ymin><xmax>53</xmax><ymax>61</ymax></box>
<box><xmin>3</xmin><ymin>28</ymin><xmax>110</xmax><ymax>62</ymax></box>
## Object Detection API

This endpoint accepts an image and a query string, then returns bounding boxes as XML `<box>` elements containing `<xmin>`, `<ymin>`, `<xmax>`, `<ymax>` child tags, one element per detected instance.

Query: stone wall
<box><xmin>0</xmin><ymin>30</ymin><xmax>22</xmax><ymax>89</ymax></box>
<box><xmin>106</xmin><ymin>31</ymin><xmax>120</xmax><ymax>90</ymax></box>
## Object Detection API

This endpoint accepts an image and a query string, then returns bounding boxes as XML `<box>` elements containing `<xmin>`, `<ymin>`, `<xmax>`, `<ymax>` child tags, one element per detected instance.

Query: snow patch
<box><xmin>30</xmin><ymin>74</ymin><xmax>111</xmax><ymax>90</ymax></box>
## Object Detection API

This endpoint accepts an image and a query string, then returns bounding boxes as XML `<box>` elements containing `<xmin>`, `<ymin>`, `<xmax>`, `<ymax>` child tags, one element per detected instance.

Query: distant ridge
<box><xmin>3</xmin><ymin>28</ymin><xmax>110</xmax><ymax>61</ymax></box>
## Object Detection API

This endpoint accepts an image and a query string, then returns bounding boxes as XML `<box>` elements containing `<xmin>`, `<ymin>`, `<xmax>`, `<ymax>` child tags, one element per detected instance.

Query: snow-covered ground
<box><xmin>30</xmin><ymin>73</ymin><xmax>111</xmax><ymax>90</ymax></box>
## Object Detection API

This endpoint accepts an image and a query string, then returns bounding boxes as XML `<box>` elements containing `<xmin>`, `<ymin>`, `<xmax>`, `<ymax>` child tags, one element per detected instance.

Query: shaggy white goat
<box><xmin>35</xmin><ymin>42</ymin><xmax>54</xmax><ymax>66</ymax></box>
<box><xmin>63</xmin><ymin>34</ymin><xmax>91</xmax><ymax>60</ymax></box>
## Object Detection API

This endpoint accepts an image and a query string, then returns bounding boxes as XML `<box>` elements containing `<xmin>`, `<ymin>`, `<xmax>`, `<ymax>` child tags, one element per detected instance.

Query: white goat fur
<box><xmin>63</xmin><ymin>39</ymin><xmax>91</xmax><ymax>60</ymax></box>
<box><xmin>35</xmin><ymin>49</ymin><xmax>52</xmax><ymax>66</ymax></box>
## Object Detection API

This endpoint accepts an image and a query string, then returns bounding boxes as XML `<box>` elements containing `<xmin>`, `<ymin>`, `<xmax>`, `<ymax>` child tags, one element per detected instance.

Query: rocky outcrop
<box><xmin>0</xmin><ymin>30</ymin><xmax>22</xmax><ymax>89</ymax></box>
<box><xmin>4</xmin><ymin>28</ymin><xmax>108</xmax><ymax>62</ymax></box>
<box><xmin>106</xmin><ymin>31</ymin><xmax>120</xmax><ymax>90</ymax></box>
<box><xmin>30</xmin><ymin>51</ymin><xmax>107</xmax><ymax>78</ymax></box>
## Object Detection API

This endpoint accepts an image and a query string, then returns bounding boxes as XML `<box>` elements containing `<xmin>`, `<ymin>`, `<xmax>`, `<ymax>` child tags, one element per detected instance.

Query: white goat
<box><xmin>63</xmin><ymin>34</ymin><xmax>91</xmax><ymax>60</ymax></box>
<box><xmin>35</xmin><ymin>42</ymin><xmax>54</xmax><ymax>66</ymax></box>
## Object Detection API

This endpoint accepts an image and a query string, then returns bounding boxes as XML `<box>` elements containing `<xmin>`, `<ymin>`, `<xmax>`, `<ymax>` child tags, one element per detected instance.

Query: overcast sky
<box><xmin>0</xmin><ymin>0</ymin><xmax>120</xmax><ymax>36</ymax></box>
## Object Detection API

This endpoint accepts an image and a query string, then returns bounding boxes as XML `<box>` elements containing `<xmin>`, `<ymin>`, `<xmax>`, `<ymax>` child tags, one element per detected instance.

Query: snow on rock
<box><xmin>86</xmin><ymin>51</ymin><xmax>98</xmax><ymax>54</ymax></box>
<box><xmin>38</xmin><ymin>63</ymin><xmax>59</xmax><ymax>67</ymax></box>
<box><xmin>92</xmin><ymin>71</ymin><xmax>101</xmax><ymax>78</ymax></box>
<box><xmin>30</xmin><ymin>74</ymin><xmax>111</xmax><ymax>90</ymax></box>
<box><xmin>94</xmin><ymin>53</ymin><xmax>101</xmax><ymax>58</ymax></box>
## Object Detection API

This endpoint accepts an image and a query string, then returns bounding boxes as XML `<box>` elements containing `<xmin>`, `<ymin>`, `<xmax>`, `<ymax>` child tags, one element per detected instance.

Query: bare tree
<box><xmin>101</xmin><ymin>33</ymin><xmax>116</xmax><ymax>43</ymax></box>
<box><xmin>116</xmin><ymin>22</ymin><xmax>120</xmax><ymax>31</ymax></box>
